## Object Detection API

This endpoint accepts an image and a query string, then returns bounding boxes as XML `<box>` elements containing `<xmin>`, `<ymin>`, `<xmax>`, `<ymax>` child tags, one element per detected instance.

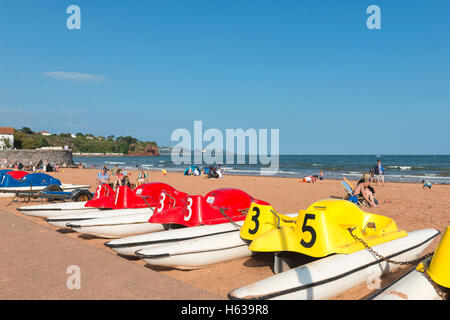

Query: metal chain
<box><xmin>218</xmin><ymin>208</ymin><xmax>242</xmax><ymax>230</ymax></box>
<box><xmin>347</xmin><ymin>227</ymin><xmax>434</xmax><ymax>266</ymax></box>
<box><xmin>349</xmin><ymin>228</ymin><xmax>449</xmax><ymax>300</ymax></box>
<box><xmin>238</xmin><ymin>208</ymin><xmax>249</xmax><ymax>215</ymax></box>
<box><xmin>422</xmin><ymin>260</ymin><xmax>449</xmax><ymax>300</ymax></box>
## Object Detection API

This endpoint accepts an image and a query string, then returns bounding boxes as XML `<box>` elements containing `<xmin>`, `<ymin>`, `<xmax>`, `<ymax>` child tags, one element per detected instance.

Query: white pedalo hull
<box><xmin>19</xmin><ymin>201</ymin><xmax>88</xmax><ymax>212</ymax></box>
<box><xmin>106</xmin><ymin>221</ymin><xmax>245</xmax><ymax>257</ymax></box>
<box><xmin>68</xmin><ymin>209</ymin><xmax>161</xmax><ymax>238</ymax></box>
<box><xmin>371</xmin><ymin>266</ymin><xmax>443</xmax><ymax>300</ymax></box>
<box><xmin>137</xmin><ymin>231</ymin><xmax>251</xmax><ymax>269</ymax></box>
<box><xmin>228</xmin><ymin>228</ymin><xmax>440</xmax><ymax>300</ymax></box>
<box><xmin>46</xmin><ymin>208</ymin><xmax>153</xmax><ymax>228</ymax></box>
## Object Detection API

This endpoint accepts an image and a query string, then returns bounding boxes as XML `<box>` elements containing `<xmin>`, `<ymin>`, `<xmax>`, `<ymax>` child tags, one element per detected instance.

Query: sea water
<box><xmin>74</xmin><ymin>155</ymin><xmax>450</xmax><ymax>184</ymax></box>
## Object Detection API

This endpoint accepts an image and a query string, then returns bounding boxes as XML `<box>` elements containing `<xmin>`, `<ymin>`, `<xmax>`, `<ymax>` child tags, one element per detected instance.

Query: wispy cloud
<box><xmin>43</xmin><ymin>71</ymin><xmax>106</xmax><ymax>82</ymax></box>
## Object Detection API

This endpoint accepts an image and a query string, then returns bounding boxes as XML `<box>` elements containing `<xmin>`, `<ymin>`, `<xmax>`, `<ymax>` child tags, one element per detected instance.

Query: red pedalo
<box><xmin>84</xmin><ymin>182</ymin><xmax>177</xmax><ymax>209</ymax></box>
<box><xmin>149</xmin><ymin>188</ymin><xmax>255</xmax><ymax>227</ymax></box>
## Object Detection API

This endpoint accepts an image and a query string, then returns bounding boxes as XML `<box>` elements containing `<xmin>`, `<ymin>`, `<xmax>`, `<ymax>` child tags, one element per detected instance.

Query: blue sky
<box><xmin>0</xmin><ymin>1</ymin><xmax>449</xmax><ymax>154</ymax></box>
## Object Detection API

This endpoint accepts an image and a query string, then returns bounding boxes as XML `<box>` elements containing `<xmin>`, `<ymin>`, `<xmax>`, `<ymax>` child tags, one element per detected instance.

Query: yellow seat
<box><xmin>249</xmin><ymin>199</ymin><xmax>407</xmax><ymax>258</ymax></box>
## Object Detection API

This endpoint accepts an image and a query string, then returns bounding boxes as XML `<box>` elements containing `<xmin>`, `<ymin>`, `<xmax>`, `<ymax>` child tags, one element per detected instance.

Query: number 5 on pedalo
<box><xmin>66</xmin><ymin>5</ymin><xmax>81</xmax><ymax>30</ymax></box>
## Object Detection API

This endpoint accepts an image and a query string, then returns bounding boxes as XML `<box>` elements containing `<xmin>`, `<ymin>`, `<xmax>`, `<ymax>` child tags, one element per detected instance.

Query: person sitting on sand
<box><xmin>319</xmin><ymin>170</ymin><xmax>324</xmax><ymax>181</ymax></box>
<box><xmin>208</xmin><ymin>166</ymin><xmax>219</xmax><ymax>179</ymax></box>
<box><xmin>97</xmin><ymin>166</ymin><xmax>110</xmax><ymax>185</ymax></box>
<box><xmin>113</xmin><ymin>169</ymin><xmax>125</xmax><ymax>189</ymax></box>
<box><xmin>422</xmin><ymin>180</ymin><xmax>432</xmax><ymax>189</ymax></box>
<box><xmin>353</xmin><ymin>173</ymin><xmax>378</xmax><ymax>207</ymax></box>
<box><xmin>122</xmin><ymin>173</ymin><xmax>133</xmax><ymax>188</ymax></box>
<box><xmin>302</xmin><ymin>175</ymin><xmax>316</xmax><ymax>183</ymax></box>
<box><xmin>137</xmin><ymin>170</ymin><xmax>148</xmax><ymax>186</ymax></box>
<box><xmin>217</xmin><ymin>164</ymin><xmax>224</xmax><ymax>178</ymax></box>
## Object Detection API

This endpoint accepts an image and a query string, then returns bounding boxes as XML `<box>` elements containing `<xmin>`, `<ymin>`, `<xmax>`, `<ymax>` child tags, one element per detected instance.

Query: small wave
<box><xmin>386</xmin><ymin>166</ymin><xmax>424</xmax><ymax>171</ymax></box>
<box><xmin>278</xmin><ymin>170</ymin><xmax>299</xmax><ymax>175</ymax></box>
<box><xmin>105</xmin><ymin>161</ymin><xmax>125</xmax><ymax>164</ymax></box>
<box><xmin>227</xmin><ymin>169</ymin><xmax>260</xmax><ymax>173</ymax></box>
<box><xmin>385</xmin><ymin>174</ymin><xmax>450</xmax><ymax>180</ymax></box>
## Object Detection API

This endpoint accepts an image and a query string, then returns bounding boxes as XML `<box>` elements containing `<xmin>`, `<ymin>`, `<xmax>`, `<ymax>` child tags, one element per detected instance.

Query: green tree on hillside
<box><xmin>21</xmin><ymin>127</ymin><xmax>34</xmax><ymax>134</ymax></box>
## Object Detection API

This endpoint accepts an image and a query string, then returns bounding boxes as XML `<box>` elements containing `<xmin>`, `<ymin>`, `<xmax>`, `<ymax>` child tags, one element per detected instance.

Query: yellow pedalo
<box><xmin>248</xmin><ymin>199</ymin><xmax>407</xmax><ymax>257</ymax></box>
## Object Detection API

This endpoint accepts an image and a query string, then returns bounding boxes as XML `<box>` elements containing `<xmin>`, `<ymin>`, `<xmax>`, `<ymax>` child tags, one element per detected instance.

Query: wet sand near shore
<box><xmin>1</xmin><ymin>168</ymin><xmax>449</xmax><ymax>299</ymax></box>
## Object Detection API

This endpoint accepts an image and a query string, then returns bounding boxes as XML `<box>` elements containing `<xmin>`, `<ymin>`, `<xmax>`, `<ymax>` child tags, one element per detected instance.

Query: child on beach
<box><xmin>422</xmin><ymin>180</ymin><xmax>432</xmax><ymax>189</ymax></box>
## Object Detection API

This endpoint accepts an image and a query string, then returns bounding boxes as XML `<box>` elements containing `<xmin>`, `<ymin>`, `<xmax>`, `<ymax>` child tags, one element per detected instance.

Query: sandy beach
<box><xmin>1</xmin><ymin>167</ymin><xmax>449</xmax><ymax>299</ymax></box>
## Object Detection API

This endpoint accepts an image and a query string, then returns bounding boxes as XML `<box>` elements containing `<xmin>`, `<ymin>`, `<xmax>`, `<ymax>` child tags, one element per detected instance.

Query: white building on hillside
<box><xmin>0</xmin><ymin>127</ymin><xmax>14</xmax><ymax>150</ymax></box>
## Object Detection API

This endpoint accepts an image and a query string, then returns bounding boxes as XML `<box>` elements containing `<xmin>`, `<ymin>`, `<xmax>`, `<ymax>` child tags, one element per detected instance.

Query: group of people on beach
<box><xmin>1</xmin><ymin>158</ymin><xmax>66</xmax><ymax>173</ymax></box>
<box><xmin>92</xmin><ymin>157</ymin><xmax>434</xmax><ymax>209</ymax></box>
<box><xmin>349</xmin><ymin>159</ymin><xmax>432</xmax><ymax>208</ymax></box>
<box><xmin>301</xmin><ymin>170</ymin><xmax>324</xmax><ymax>183</ymax></box>
<box><xmin>96</xmin><ymin>164</ymin><xmax>149</xmax><ymax>189</ymax></box>
<box><xmin>185</xmin><ymin>165</ymin><xmax>224</xmax><ymax>179</ymax></box>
